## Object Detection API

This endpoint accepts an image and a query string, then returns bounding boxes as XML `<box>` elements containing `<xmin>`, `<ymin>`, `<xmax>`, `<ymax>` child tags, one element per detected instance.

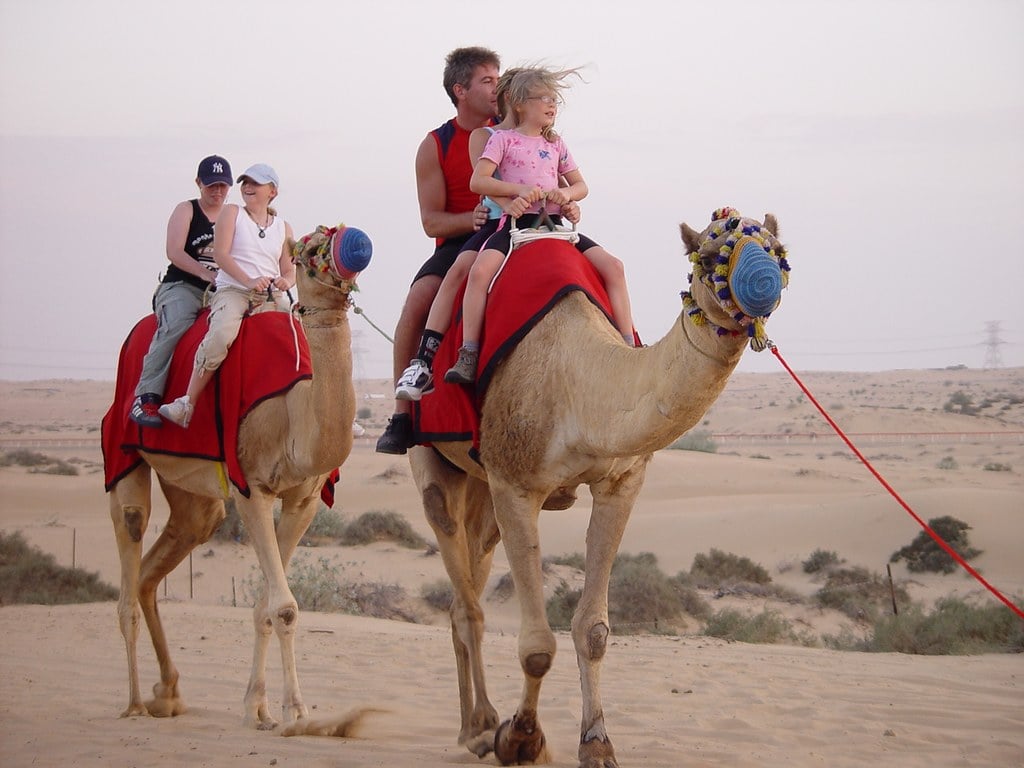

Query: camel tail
<box><xmin>278</xmin><ymin>707</ymin><xmax>387</xmax><ymax>738</ymax></box>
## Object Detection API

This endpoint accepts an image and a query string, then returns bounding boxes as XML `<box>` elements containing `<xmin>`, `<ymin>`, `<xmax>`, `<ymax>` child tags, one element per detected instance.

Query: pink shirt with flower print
<box><xmin>480</xmin><ymin>130</ymin><xmax>578</xmax><ymax>215</ymax></box>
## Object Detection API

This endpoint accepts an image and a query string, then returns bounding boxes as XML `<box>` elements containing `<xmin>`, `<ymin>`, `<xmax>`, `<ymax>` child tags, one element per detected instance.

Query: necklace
<box><xmin>246</xmin><ymin>207</ymin><xmax>271</xmax><ymax>238</ymax></box>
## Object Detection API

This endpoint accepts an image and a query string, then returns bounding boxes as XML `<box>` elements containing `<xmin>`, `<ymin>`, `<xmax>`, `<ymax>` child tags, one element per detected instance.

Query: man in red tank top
<box><xmin>377</xmin><ymin>46</ymin><xmax>500</xmax><ymax>454</ymax></box>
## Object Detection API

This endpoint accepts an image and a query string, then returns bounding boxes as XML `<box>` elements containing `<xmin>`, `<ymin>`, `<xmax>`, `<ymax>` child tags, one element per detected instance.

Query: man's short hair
<box><xmin>443</xmin><ymin>46</ymin><xmax>500</xmax><ymax>107</ymax></box>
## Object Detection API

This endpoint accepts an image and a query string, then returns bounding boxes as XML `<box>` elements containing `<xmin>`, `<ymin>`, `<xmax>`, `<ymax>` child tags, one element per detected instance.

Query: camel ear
<box><xmin>763</xmin><ymin>213</ymin><xmax>780</xmax><ymax>237</ymax></box>
<box><xmin>680</xmin><ymin>222</ymin><xmax>702</xmax><ymax>253</ymax></box>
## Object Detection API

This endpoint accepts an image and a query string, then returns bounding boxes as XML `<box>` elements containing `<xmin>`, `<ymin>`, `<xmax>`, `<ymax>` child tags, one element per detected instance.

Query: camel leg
<box><xmin>571</xmin><ymin>460</ymin><xmax>648</xmax><ymax>768</ymax></box>
<box><xmin>137</xmin><ymin>480</ymin><xmax>226</xmax><ymax>717</ymax></box>
<box><xmin>415</xmin><ymin>452</ymin><xmax>501</xmax><ymax>754</ymax></box>
<box><xmin>109</xmin><ymin>465</ymin><xmax>152</xmax><ymax>717</ymax></box>
<box><xmin>490</xmin><ymin>483</ymin><xmax>553</xmax><ymax>766</ymax></box>
<box><xmin>238</xmin><ymin>488</ymin><xmax>316</xmax><ymax>728</ymax></box>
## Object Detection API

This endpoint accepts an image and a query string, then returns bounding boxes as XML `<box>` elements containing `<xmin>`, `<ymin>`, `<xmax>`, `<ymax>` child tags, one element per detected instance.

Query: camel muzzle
<box><xmin>727</xmin><ymin>236</ymin><xmax>782</xmax><ymax>318</ymax></box>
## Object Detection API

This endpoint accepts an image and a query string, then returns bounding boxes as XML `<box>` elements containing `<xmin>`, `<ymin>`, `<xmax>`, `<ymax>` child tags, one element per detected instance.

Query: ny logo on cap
<box><xmin>212</xmin><ymin>162</ymin><xmax>224</xmax><ymax>173</ymax></box>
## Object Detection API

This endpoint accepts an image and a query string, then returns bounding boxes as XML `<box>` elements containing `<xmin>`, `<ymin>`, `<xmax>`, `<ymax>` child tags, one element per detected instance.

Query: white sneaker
<box><xmin>395</xmin><ymin>359</ymin><xmax>434</xmax><ymax>401</ymax></box>
<box><xmin>158</xmin><ymin>396</ymin><xmax>193</xmax><ymax>428</ymax></box>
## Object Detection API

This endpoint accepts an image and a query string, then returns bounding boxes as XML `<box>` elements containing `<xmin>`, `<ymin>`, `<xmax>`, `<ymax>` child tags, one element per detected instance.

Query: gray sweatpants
<box><xmin>135</xmin><ymin>280</ymin><xmax>208</xmax><ymax>398</ymax></box>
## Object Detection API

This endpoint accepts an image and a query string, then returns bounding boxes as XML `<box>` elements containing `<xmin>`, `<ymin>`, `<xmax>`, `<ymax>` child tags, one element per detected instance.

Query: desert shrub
<box><xmin>943</xmin><ymin>391</ymin><xmax>978</xmax><ymax>415</ymax></box>
<box><xmin>30</xmin><ymin>460</ymin><xmax>78</xmax><ymax>476</ymax></box>
<box><xmin>0</xmin><ymin>449</ymin><xmax>50</xmax><ymax>467</ymax></box>
<box><xmin>889</xmin><ymin>516</ymin><xmax>982</xmax><ymax>574</ymax></box>
<box><xmin>339</xmin><ymin>510</ymin><xmax>427</xmax><ymax>548</ymax></box>
<box><xmin>244</xmin><ymin>553</ymin><xmax>415</xmax><ymax>621</ymax></box>
<box><xmin>864</xmin><ymin>598</ymin><xmax>1024</xmax><ymax>655</ymax></box>
<box><xmin>301</xmin><ymin>505</ymin><xmax>347</xmax><ymax>543</ymax></box>
<box><xmin>544</xmin><ymin>552</ymin><xmax>586</xmax><ymax>571</ymax></box>
<box><xmin>936</xmin><ymin>455</ymin><xmax>958</xmax><ymax>470</ymax></box>
<box><xmin>667</xmin><ymin>430</ymin><xmax>717</xmax><ymax>453</ymax></box>
<box><xmin>356</xmin><ymin>406</ymin><xmax>372</xmax><ymax>420</ymax></box>
<box><xmin>421</xmin><ymin>579</ymin><xmax>454</xmax><ymax>612</ymax></box>
<box><xmin>983</xmin><ymin>462</ymin><xmax>1011</xmax><ymax>472</ymax></box>
<box><xmin>670</xmin><ymin>573</ymin><xmax>712</xmax><ymax>620</ymax></box>
<box><xmin>0</xmin><ymin>531</ymin><xmax>118</xmax><ymax>604</ymax></box>
<box><xmin>608</xmin><ymin>553</ymin><xmax>682</xmax><ymax>632</ymax></box>
<box><xmin>802</xmin><ymin>549</ymin><xmax>842</xmax><ymax>574</ymax></box>
<box><xmin>546</xmin><ymin>582</ymin><xmax>581</xmax><ymax>630</ymax></box>
<box><xmin>213</xmin><ymin>498</ymin><xmax>245</xmax><ymax>543</ymax></box>
<box><xmin>702</xmin><ymin>608</ymin><xmax>814</xmax><ymax>646</ymax></box>
<box><xmin>1</xmin><ymin>450</ymin><xmax>79</xmax><ymax>475</ymax></box>
<box><xmin>815</xmin><ymin>566</ymin><xmax>908</xmax><ymax>622</ymax></box>
<box><xmin>690</xmin><ymin>548</ymin><xmax>771</xmax><ymax>587</ymax></box>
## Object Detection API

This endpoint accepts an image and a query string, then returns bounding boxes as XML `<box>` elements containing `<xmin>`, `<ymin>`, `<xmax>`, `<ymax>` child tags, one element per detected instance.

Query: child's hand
<box><xmin>517</xmin><ymin>186</ymin><xmax>544</xmax><ymax>204</ymax></box>
<box><xmin>506</xmin><ymin>196</ymin><xmax>532</xmax><ymax>218</ymax></box>
<box><xmin>561</xmin><ymin>200</ymin><xmax>581</xmax><ymax>224</ymax></box>
<box><xmin>545</xmin><ymin>188</ymin><xmax>571</xmax><ymax>206</ymax></box>
<box><xmin>250</xmin><ymin>275</ymin><xmax>272</xmax><ymax>292</ymax></box>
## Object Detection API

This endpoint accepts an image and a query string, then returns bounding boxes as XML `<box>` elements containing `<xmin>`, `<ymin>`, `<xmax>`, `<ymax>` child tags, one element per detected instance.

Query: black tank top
<box><xmin>162</xmin><ymin>199</ymin><xmax>216</xmax><ymax>290</ymax></box>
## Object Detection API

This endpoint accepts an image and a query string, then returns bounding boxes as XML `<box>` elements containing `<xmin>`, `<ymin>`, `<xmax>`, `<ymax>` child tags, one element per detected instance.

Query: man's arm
<box><xmin>414</xmin><ymin>134</ymin><xmax>477</xmax><ymax>240</ymax></box>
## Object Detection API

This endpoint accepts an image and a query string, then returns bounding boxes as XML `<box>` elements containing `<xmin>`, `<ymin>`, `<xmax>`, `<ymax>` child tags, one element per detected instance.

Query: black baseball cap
<box><xmin>197</xmin><ymin>155</ymin><xmax>233</xmax><ymax>186</ymax></box>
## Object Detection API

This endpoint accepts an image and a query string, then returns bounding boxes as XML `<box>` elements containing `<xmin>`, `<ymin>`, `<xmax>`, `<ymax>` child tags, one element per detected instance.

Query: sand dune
<box><xmin>1</xmin><ymin>370</ymin><xmax>1022</xmax><ymax>767</ymax></box>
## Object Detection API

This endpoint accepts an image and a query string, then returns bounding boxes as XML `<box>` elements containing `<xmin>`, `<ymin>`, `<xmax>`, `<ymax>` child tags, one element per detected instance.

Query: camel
<box><xmin>410</xmin><ymin>208</ymin><xmax>789</xmax><ymax>767</ymax></box>
<box><xmin>107</xmin><ymin>224</ymin><xmax>370</xmax><ymax>733</ymax></box>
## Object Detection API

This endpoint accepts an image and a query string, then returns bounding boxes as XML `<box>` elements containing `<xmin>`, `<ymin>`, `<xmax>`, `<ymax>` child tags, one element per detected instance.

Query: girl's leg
<box><xmin>425</xmin><ymin>249</ymin><xmax>478</xmax><ymax>335</ymax></box>
<box><xmin>459</xmin><ymin>248</ymin><xmax>505</xmax><ymax>347</ymax></box>
<box><xmin>444</xmin><ymin>247</ymin><xmax>505</xmax><ymax>384</ymax></box>
<box><xmin>583</xmin><ymin>246</ymin><xmax>636</xmax><ymax>345</ymax></box>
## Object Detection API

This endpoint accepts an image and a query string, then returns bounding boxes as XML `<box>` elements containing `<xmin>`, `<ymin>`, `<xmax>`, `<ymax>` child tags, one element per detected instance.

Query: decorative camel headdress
<box><xmin>292</xmin><ymin>223</ymin><xmax>373</xmax><ymax>290</ymax></box>
<box><xmin>681</xmin><ymin>206</ymin><xmax>791</xmax><ymax>351</ymax></box>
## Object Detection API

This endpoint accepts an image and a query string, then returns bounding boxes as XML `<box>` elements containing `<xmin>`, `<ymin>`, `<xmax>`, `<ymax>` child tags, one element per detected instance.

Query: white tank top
<box><xmin>215</xmin><ymin>206</ymin><xmax>285</xmax><ymax>290</ymax></box>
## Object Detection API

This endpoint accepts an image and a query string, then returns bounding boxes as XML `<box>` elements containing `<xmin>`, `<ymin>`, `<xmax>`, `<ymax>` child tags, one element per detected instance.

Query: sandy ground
<box><xmin>1</xmin><ymin>368</ymin><xmax>1022</xmax><ymax>767</ymax></box>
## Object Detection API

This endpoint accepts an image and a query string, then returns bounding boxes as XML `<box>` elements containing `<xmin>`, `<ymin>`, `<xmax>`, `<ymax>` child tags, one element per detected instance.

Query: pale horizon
<box><xmin>2</xmin><ymin>0</ymin><xmax>1022</xmax><ymax>381</ymax></box>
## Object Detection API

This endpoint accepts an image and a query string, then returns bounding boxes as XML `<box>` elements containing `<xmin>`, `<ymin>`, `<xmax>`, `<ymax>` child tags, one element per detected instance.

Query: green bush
<box><xmin>815</xmin><ymin>566</ymin><xmax>908</xmax><ymax>623</ymax></box>
<box><xmin>983</xmin><ymin>463</ymin><xmax>1011</xmax><ymax>472</ymax></box>
<box><xmin>667</xmin><ymin>430</ymin><xmax>718</xmax><ymax>453</ymax></box>
<box><xmin>889</xmin><ymin>516</ymin><xmax>981</xmax><ymax>574</ymax></box>
<box><xmin>0</xmin><ymin>449</ymin><xmax>50</xmax><ymax>467</ymax></box>
<box><xmin>865</xmin><ymin>598</ymin><xmax>1024</xmax><ymax>655</ymax></box>
<box><xmin>421</xmin><ymin>579</ymin><xmax>454</xmax><ymax>612</ymax></box>
<box><xmin>544</xmin><ymin>552</ymin><xmax>586</xmax><ymax>571</ymax></box>
<box><xmin>340</xmin><ymin>510</ymin><xmax>427</xmax><ymax>548</ymax></box>
<box><xmin>703</xmin><ymin>608</ymin><xmax>814</xmax><ymax>646</ymax></box>
<box><xmin>608</xmin><ymin>553</ymin><xmax>683</xmax><ymax>632</ymax></box>
<box><xmin>545</xmin><ymin>582</ymin><xmax>581</xmax><ymax>630</ymax></box>
<box><xmin>302</xmin><ymin>505</ymin><xmax>347</xmax><ymax>542</ymax></box>
<box><xmin>690</xmin><ymin>548</ymin><xmax>771</xmax><ymax>587</ymax></box>
<box><xmin>0</xmin><ymin>531</ymin><xmax>118</xmax><ymax>604</ymax></box>
<box><xmin>356</xmin><ymin>406</ymin><xmax>372</xmax><ymax>420</ymax></box>
<box><xmin>802</xmin><ymin>549</ymin><xmax>841</xmax><ymax>574</ymax></box>
<box><xmin>936</xmin><ymin>455</ymin><xmax>958</xmax><ymax>470</ymax></box>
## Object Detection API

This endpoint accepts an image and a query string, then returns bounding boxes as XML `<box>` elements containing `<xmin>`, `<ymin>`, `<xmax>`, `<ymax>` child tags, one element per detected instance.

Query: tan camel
<box><xmin>108</xmin><ymin>225</ymin><xmax>369</xmax><ymax>734</ymax></box>
<box><xmin>410</xmin><ymin>209</ymin><xmax>789</xmax><ymax>767</ymax></box>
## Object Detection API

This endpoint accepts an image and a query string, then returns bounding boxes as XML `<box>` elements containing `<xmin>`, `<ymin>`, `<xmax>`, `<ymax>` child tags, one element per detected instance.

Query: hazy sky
<box><xmin>2</xmin><ymin>0</ymin><xmax>1022</xmax><ymax>383</ymax></box>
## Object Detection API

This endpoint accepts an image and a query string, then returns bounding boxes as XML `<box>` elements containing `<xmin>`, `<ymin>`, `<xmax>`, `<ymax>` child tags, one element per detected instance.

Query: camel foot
<box><xmin>579</xmin><ymin>735</ymin><xmax>619</xmax><ymax>768</ymax></box>
<box><xmin>243</xmin><ymin>711</ymin><xmax>279</xmax><ymax>731</ymax></box>
<box><xmin>465</xmin><ymin>729</ymin><xmax>496</xmax><ymax>757</ymax></box>
<box><xmin>144</xmin><ymin>696</ymin><xmax>186</xmax><ymax>718</ymax></box>
<box><xmin>119</xmin><ymin>702</ymin><xmax>149</xmax><ymax>718</ymax></box>
<box><xmin>542</xmin><ymin>486</ymin><xmax>578</xmax><ymax>511</ymax></box>
<box><xmin>494</xmin><ymin>715</ymin><xmax>550</xmax><ymax>765</ymax></box>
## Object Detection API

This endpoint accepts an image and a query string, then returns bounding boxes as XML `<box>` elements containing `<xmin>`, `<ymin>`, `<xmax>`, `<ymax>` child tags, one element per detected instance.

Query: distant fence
<box><xmin>710</xmin><ymin>431</ymin><xmax>1024</xmax><ymax>446</ymax></box>
<box><xmin>1</xmin><ymin>431</ymin><xmax>1022</xmax><ymax>452</ymax></box>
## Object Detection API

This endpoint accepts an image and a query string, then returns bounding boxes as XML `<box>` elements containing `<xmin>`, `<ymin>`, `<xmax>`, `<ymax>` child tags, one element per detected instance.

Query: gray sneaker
<box><xmin>444</xmin><ymin>347</ymin><xmax>479</xmax><ymax>385</ymax></box>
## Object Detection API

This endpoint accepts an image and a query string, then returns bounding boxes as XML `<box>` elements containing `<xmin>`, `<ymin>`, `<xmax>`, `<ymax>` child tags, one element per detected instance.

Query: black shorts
<box><xmin>481</xmin><ymin>213</ymin><xmax>598</xmax><ymax>255</ymax></box>
<box><xmin>459</xmin><ymin>218</ymin><xmax>500</xmax><ymax>254</ymax></box>
<box><xmin>412</xmin><ymin>234</ymin><xmax>473</xmax><ymax>284</ymax></box>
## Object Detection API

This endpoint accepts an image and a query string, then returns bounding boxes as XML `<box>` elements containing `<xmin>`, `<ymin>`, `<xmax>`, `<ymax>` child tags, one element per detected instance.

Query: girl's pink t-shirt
<box><xmin>480</xmin><ymin>130</ymin><xmax>577</xmax><ymax>214</ymax></box>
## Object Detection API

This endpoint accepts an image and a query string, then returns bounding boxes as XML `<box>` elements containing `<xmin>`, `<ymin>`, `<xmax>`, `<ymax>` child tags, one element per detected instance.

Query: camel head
<box><xmin>679</xmin><ymin>207</ymin><xmax>790</xmax><ymax>351</ymax></box>
<box><xmin>291</xmin><ymin>224</ymin><xmax>373</xmax><ymax>309</ymax></box>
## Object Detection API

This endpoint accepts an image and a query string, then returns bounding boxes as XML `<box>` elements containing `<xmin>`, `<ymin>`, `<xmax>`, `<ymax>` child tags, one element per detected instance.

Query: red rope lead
<box><xmin>768</xmin><ymin>342</ymin><xmax>1024</xmax><ymax>621</ymax></box>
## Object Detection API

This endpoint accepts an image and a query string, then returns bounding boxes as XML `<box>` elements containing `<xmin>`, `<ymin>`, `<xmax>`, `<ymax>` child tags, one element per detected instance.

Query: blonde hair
<box><xmin>505</xmin><ymin>66</ymin><xmax>584</xmax><ymax>141</ymax></box>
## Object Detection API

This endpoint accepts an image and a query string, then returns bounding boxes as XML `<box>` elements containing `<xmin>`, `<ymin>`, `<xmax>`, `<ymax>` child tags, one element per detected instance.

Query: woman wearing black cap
<box><xmin>129</xmin><ymin>154</ymin><xmax>234</xmax><ymax>428</ymax></box>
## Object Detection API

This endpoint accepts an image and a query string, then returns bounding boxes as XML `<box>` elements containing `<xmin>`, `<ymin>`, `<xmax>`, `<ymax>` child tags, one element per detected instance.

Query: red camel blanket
<box><xmin>413</xmin><ymin>239</ymin><xmax>637</xmax><ymax>460</ymax></box>
<box><xmin>102</xmin><ymin>309</ymin><xmax>338</xmax><ymax>502</ymax></box>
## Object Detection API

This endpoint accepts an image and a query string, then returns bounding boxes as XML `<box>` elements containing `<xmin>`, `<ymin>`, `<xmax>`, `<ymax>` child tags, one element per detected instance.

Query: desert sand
<box><xmin>1</xmin><ymin>368</ymin><xmax>1022</xmax><ymax>767</ymax></box>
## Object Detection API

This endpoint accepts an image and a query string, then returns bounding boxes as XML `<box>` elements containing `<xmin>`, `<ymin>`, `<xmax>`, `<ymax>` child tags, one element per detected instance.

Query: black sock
<box><xmin>417</xmin><ymin>330</ymin><xmax>444</xmax><ymax>368</ymax></box>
